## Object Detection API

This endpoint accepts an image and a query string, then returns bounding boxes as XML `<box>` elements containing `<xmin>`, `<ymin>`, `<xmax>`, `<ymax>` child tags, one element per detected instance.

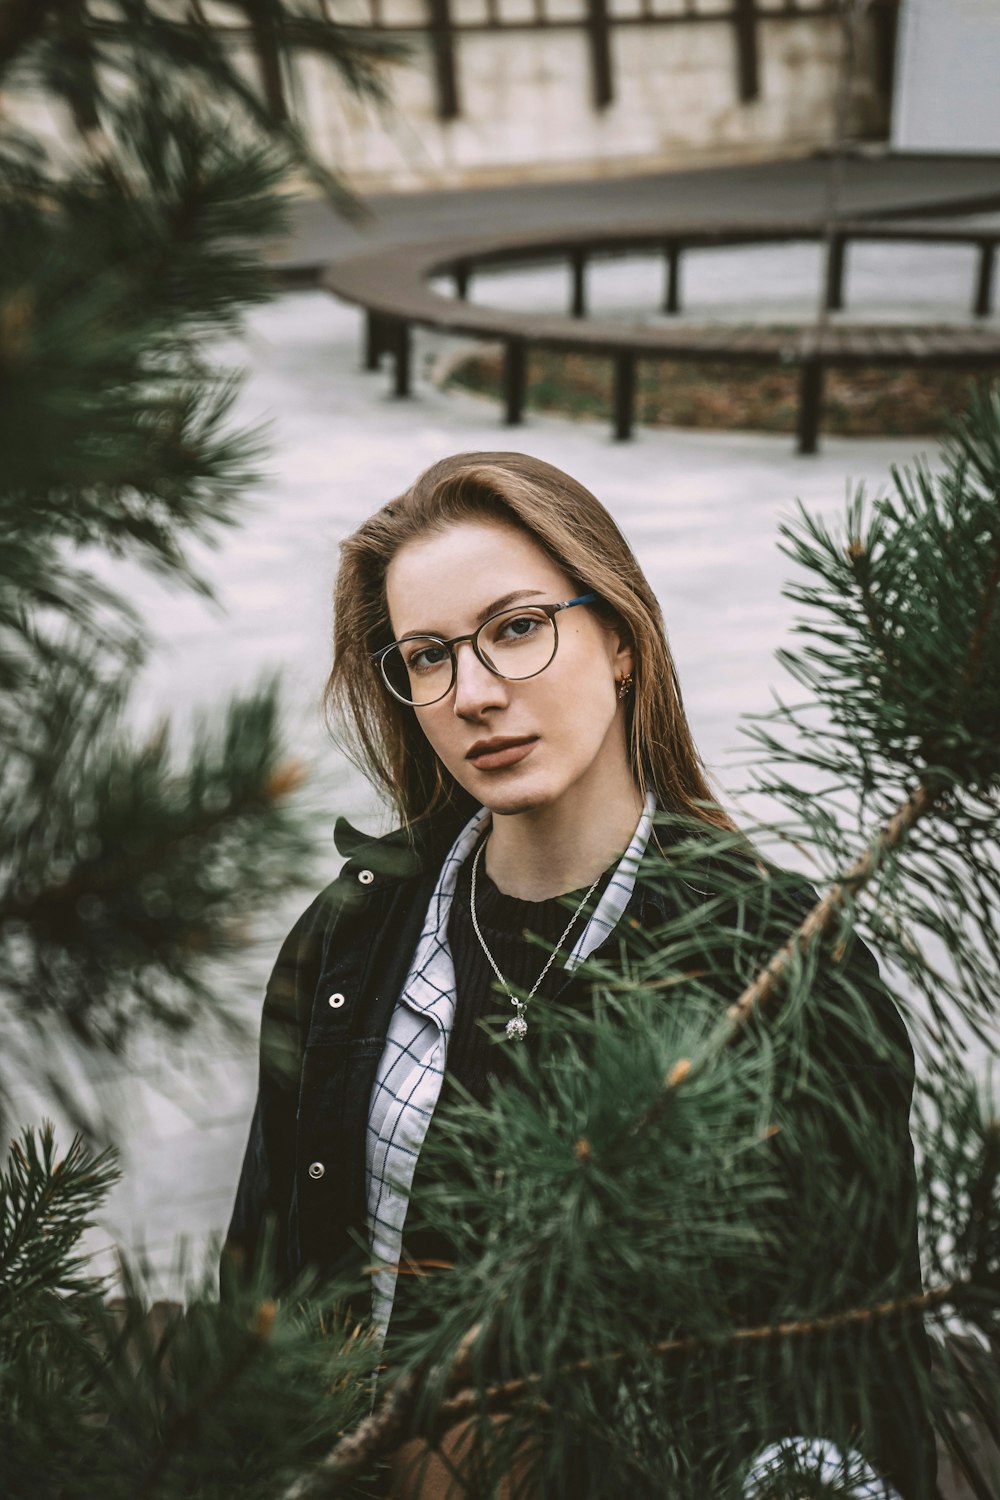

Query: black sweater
<box><xmin>443</xmin><ymin>839</ymin><xmax>612</xmax><ymax>1100</ymax></box>
<box><xmin>394</xmin><ymin>843</ymin><xmax>613</xmax><ymax>1304</ymax></box>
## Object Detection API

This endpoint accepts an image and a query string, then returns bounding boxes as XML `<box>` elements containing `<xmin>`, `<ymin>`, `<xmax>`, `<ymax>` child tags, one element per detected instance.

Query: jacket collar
<box><xmin>332</xmin><ymin>800</ymin><xmax>701</xmax><ymax>928</ymax></box>
<box><xmin>333</xmin><ymin>801</ymin><xmax>473</xmax><ymax>881</ymax></box>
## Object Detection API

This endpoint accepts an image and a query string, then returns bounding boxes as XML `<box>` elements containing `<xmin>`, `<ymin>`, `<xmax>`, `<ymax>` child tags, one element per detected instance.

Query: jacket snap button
<box><xmin>328</xmin><ymin>993</ymin><xmax>345</xmax><ymax>1008</ymax></box>
<box><xmin>357</xmin><ymin>869</ymin><xmax>374</xmax><ymax>885</ymax></box>
<box><xmin>307</xmin><ymin>1161</ymin><xmax>325</xmax><ymax>1180</ymax></box>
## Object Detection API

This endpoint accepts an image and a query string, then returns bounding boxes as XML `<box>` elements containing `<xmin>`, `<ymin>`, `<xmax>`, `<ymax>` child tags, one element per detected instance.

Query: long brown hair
<box><xmin>325</xmin><ymin>451</ymin><xmax>741</xmax><ymax>839</ymax></box>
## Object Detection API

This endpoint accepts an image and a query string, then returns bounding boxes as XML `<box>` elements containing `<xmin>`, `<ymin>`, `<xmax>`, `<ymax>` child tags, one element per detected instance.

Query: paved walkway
<box><xmin>269</xmin><ymin>151</ymin><xmax>1000</xmax><ymax>271</ymax></box>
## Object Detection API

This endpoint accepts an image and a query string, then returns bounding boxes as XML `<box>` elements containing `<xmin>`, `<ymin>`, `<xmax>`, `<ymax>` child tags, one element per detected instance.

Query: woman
<box><xmin>225</xmin><ymin>452</ymin><xmax>936</xmax><ymax>1499</ymax></box>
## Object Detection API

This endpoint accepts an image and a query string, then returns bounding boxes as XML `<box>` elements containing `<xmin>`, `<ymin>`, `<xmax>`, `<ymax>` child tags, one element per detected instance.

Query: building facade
<box><xmin>294</xmin><ymin>0</ymin><xmax>898</xmax><ymax>190</ymax></box>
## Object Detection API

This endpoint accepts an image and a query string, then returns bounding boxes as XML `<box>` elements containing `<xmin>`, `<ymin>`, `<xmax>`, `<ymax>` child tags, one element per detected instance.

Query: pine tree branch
<box><xmin>723</xmin><ymin>778</ymin><xmax>939</xmax><ymax>1032</ymax></box>
<box><xmin>953</xmin><ymin>530</ymin><xmax>1000</xmax><ymax>716</ymax></box>
<box><xmin>136</xmin><ymin>1299</ymin><xmax>278</xmax><ymax>1500</ymax></box>
<box><xmin>277</xmin><ymin>1280</ymin><xmax>961</xmax><ymax>1499</ymax></box>
<box><xmin>280</xmin><ymin>1372</ymin><xmax>419</xmax><ymax>1500</ymax></box>
<box><xmin>844</xmin><ymin>529</ymin><xmax>898</xmax><ymax>681</ymax></box>
<box><xmin>955</xmin><ymin>1117</ymin><xmax>1000</xmax><ymax>1283</ymax></box>
<box><xmin>0</xmin><ymin>1122</ymin><xmax>120</xmax><ymax>1311</ymax></box>
<box><xmin>289</xmin><ymin>1077</ymin><xmax>1000</xmax><ymax>1492</ymax></box>
<box><xmin>437</xmin><ymin>1280</ymin><xmax>957</xmax><ymax>1427</ymax></box>
<box><xmin>631</xmin><ymin>777</ymin><xmax>941</xmax><ymax>1139</ymax></box>
<box><xmin>0</xmin><ymin>0</ymin><xmax>65</xmax><ymax>74</ymax></box>
<box><xmin>0</xmin><ymin>756</ymin><xmax>304</xmax><ymax>933</ymax></box>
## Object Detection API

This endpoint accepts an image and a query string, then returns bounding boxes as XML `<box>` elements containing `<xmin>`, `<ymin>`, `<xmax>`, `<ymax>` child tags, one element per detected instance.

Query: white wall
<box><xmin>291</xmin><ymin>9</ymin><xmax>884</xmax><ymax>191</ymax></box>
<box><xmin>0</xmin><ymin>11</ymin><xmax>887</xmax><ymax>194</ymax></box>
<box><xmin>893</xmin><ymin>0</ymin><xmax>1000</xmax><ymax>153</ymax></box>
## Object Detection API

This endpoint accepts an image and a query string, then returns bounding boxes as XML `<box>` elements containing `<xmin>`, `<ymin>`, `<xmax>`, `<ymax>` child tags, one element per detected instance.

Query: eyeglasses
<box><xmin>373</xmin><ymin>593</ymin><xmax>598</xmax><ymax>707</ymax></box>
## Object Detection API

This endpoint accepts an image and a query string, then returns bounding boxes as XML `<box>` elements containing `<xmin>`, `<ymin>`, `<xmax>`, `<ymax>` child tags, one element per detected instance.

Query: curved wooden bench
<box><xmin>318</xmin><ymin>217</ymin><xmax>1000</xmax><ymax>453</ymax></box>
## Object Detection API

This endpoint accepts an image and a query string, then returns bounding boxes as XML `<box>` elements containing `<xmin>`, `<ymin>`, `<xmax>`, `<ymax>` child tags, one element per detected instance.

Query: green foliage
<box><xmin>2</xmin><ymin>6</ymin><xmax>999</xmax><ymax>1493</ymax></box>
<box><xmin>737</xmin><ymin>391</ymin><xmax>1000</xmax><ymax>1055</ymax></box>
<box><xmin>0</xmin><ymin>1120</ymin><xmax>120</xmax><ymax>1319</ymax></box>
<box><xmin>3</xmin><ymin>385</ymin><xmax>992</xmax><ymax>1494</ymax></box>
<box><xmin>0</xmin><ymin>6</ymin><xmax>407</xmax><ymax>1497</ymax></box>
<box><xmin>0</xmin><ymin>1</ymin><xmax>408</xmax><ymax>1133</ymax></box>
<box><xmin>0</xmin><ymin>679</ymin><xmax>316</xmax><ymax>1108</ymax></box>
<box><xmin>358</xmin><ymin>391</ymin><xmax>1000</xmax><ymax>1498</ymax></box>
<box><xmin>378</xmin><ymin>843</ymin><xmax>941</xmax><ymax>1497</ymax></box>
<box><xmin>0</xmin><ymin>1</ymin><xmax>409</xmax><ymax>209</ymax></box>
<box><xmin>0</xmin><ymin>1123</ymin><xmax>384</xmax><ymax>1500</ymax></box>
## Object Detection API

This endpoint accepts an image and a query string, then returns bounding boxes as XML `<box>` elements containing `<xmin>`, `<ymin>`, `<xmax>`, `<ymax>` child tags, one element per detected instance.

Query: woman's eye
<box><xmin>497</xmin><ymin>614</ymin><xmax>542</xmax><ymax>641</ymax></box>
<box><xmin>407</xmin><ymin>644</ymin><xmax>449</xmax><ymax>672</ymax></box>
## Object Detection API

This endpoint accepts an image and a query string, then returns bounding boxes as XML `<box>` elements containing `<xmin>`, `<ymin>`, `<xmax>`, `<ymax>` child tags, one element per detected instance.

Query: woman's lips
<box><xmin>466</xmin><ymin>738</ymin><xmax>538</xmax><ymax>771</ymax></box>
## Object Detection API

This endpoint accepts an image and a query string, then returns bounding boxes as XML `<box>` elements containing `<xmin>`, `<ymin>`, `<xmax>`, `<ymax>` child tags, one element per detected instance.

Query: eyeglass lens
<box><xmin>381</xmin><ymin>606</ymin><xmax>558</xmax><ymax>705</ymax></box>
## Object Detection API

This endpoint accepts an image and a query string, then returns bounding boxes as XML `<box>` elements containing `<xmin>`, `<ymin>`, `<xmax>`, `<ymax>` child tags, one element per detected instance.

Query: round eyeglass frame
<box><xmin>372</xmin><ymin>593</ymin><xmax>598</xmax><ymax>707</ymax></box>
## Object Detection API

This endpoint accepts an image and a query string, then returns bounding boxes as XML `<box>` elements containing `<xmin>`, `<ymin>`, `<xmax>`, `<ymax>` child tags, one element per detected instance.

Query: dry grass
<box><xmin>442</xmin><ymin>346</ymin><xmax>1000</xmax><ymax>438</ymax></box>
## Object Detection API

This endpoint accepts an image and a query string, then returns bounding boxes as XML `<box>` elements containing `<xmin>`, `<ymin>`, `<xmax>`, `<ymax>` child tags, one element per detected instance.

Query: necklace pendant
<box><xmin>471</xmin><ymin>835</ymin><xmax>601</xmax><ymax>1047</ymax></box>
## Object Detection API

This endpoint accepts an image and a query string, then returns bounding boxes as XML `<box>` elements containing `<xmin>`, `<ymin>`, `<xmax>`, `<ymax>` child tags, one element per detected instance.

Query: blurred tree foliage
<box><xmin>0</xmin><ymin>1</ymin><xmax>408</xmax><ymax>1135</ymax></box>
<box><xmin>1</xmin><ymin>10</ymin><xmax>1000</xmax><ymax>1499</ymax></box>
<box><xmin>2</xmin><ymin>389</ymin><xmax>998</xmax><ymax>1498</ymax></box>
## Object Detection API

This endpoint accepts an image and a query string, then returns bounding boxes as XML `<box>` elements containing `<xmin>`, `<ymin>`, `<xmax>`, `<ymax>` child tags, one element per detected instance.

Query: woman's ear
<box><xmin>613</xmin><ymin>629</ymin><xmax>635</xmax><ymax>682</ymax></box>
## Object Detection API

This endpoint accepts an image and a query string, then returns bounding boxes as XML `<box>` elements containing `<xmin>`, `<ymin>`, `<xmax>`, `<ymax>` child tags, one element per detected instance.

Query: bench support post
<box><xmin>454</xmin><ymin>262</ymin><xmax>471</xmax><ymax>300</ymax></box>
<box><xmin>392</xmin><ymin>320</ymin><xmax>411</xmax><ymax>398</ymax></box>
<box><xmin>569</xmin><ymin>252</ymin><xmax>587</xmax><ymax>319</ymax></box>
<box><xmin>504</xmin><ymin>339</ymin><xmax>526</xmax><ymax>425</ymax></box>
<box><xmin>364</xmin><ymin>310</ymin><xmax>385</xmax><ymax>371</ymax></box>
<box><xmin>570</xmin><ymin>251</ymin><xmax>587</xmax><ymax>318</ymax></box>
<box><xmin>797</xmin><ymin>358</ymin><xmax>824</xmax><ymax>456</ymax></box>
<box><xmin>613</xmin><ymin>353</ymin><xmax>636</xmax><ymax>442</ymax></box>
<box><xmin>974</xmin><ymin>241</ymin><xmax>995</xmax><ymax>318</ymax></box>
<box><xmin>824</xmin><ymin>234</ymin><xmax>847</xmax><ymax>312</ymax></box>
<box><xmin>663</xmin><ymin>242</ymin><xmax>681</xmax><ymax>315</ymax></box>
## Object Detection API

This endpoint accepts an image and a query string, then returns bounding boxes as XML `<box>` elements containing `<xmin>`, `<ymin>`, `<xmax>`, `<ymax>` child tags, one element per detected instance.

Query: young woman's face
<box><xmin>384</xmin><ymin>518</ymin><xmax>635</xmax><ymax>818</ymax></box>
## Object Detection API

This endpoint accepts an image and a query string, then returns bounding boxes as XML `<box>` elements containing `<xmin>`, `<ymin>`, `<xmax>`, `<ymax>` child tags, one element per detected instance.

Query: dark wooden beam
<box><xmin>732</xmin><ymin>0</ymin><xmax>760</xmax><ymax>104</ymax></box>
<box><xmin>245</xmin><ymin>0</ymin><xmax>288</xmax><ymax>124</ymax></box>
<box><xmin>586</xmin><ymin>0</ymin><xmax>613</xmax><ymax>109</ymax></box>
<box><xmin>871</xmin><ymin>0</ymin><xmax>900</xmax><ymax>125</ymax></box>
<box><xmin>426</xmin><ymin>0</ymin><xmax>460</xmax><ymax>120</ymax></box>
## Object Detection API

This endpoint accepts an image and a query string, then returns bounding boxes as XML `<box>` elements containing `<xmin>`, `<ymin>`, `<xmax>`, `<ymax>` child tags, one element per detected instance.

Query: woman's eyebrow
<box><xmin>473</xmin><ymin>589</ymin><xmax>545</xmax><ymax>626</ymax></box>
<box><xmin>398</xmin><ymin>589</ymin><xmax>546</xmax><ymax>639</ymax></box>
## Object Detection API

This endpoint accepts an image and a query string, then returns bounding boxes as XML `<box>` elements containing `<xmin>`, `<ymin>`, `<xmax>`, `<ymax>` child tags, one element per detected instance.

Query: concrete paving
<box><xmin>37</xmin><ymin>225</ymin><xmax>993</xmax><ymax>1295</ymax></box>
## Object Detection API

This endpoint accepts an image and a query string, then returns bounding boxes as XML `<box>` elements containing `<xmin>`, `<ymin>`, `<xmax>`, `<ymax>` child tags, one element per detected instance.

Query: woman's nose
<box><xmin>451</xmin><ymin>641</ymin><xmax>508</xmax><ymax>716</ymax></box>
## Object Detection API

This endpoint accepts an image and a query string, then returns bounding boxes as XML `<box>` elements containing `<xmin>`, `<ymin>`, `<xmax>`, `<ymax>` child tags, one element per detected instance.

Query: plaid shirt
<box><xmin>365</xmin><ymin>793</ymin><xmax>657</xmax><ymax>1342</ymax></box>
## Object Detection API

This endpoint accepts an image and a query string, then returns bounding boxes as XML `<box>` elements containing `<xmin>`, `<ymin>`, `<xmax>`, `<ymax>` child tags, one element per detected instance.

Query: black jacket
<box><xmin>224</xmin><ymin>806</ymin><xmax>939</xmax><ymax>1498</ymax></box>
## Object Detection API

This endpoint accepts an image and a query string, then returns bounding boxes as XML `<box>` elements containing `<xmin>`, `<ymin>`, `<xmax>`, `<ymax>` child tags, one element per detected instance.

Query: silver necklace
<box><xmin>469</xmin><ymin>838</ymin><xmax>603</xmax><ymax>1040</ymax></box>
